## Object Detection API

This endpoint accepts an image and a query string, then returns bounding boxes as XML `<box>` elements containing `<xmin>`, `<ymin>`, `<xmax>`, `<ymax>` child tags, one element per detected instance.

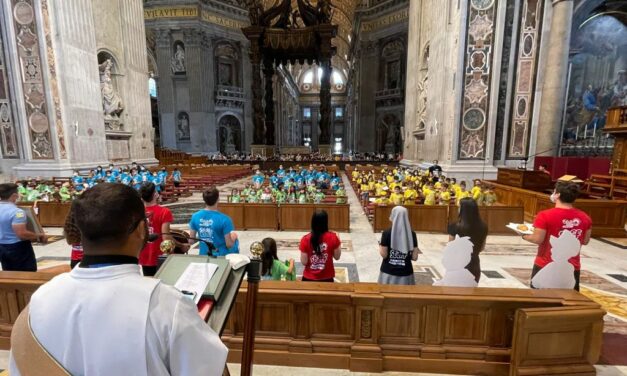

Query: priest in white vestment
<box><xmin>9</xmin><ymin>183</ymin><xmax>228</xmax><ymax>376</ymax></box>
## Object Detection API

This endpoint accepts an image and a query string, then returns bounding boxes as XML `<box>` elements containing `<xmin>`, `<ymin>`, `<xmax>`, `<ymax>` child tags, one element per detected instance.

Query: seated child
<box><xmin>403</xmin><ymin>184</ymin><xmax>419</xmax><ymax>205</ymax></box>
<box><xmin>335</xmin><ymin>186</ymin><xmax>347</xmax><ymax>204</ymax></box>
<box><xmin>230</xmin><ymin>189</ymin><xmax>242</xmax><ymax>203</ymax></box>
<box><xmin>389</xmin><ymin>186</ymin><xmax>404</xmax><ymax>206</ymax></box>
<box><xmin>438</xmin><ymin>184</ymin><xmax>451</xmax><ymax>205</ymax></box>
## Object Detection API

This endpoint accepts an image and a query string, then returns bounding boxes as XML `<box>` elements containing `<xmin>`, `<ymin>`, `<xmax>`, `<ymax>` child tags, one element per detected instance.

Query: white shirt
<box><xmin>9</xmin><ymin>264</ymin><xmax>228</xmax><ymax>376</ymax></box>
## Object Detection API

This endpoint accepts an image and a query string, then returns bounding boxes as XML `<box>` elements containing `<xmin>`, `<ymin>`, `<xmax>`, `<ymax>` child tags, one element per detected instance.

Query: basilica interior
<box><xmin>0</xmin><ymin>0</ymin><xmax>626</xmax><ymax>375</ymax></box>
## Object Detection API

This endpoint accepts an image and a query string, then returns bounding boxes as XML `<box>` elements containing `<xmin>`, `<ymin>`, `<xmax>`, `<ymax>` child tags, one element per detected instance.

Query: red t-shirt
<box><xmin>532</xmin><ymin>207</ymin><xmax>592</xmax><ymax>270</ymax></box>
<box><xmin>139</xmin><ymin>205</ymin><xmax>174</xmax><ymax>267</ymax></box>
<box><xmin>70</xmin><ymin>244</ymin><xmax>83</xmax><ymax>261</ymax></box>
<box><xmin>299</xmin><ymin>232</ymin><xmax>341</xmax><ymax>280</ymax></box>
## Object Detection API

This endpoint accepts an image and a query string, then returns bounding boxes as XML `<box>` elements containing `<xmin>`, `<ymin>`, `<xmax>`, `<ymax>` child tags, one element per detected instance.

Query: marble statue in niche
<box><xmin>99</xmin><ymin>58</ymin><xmax>124</xmax><ymax>130</ymax></box>
<box><xmin>171</xmin><ymin>43</ymin><xmax>186</xmax><ymax>74</ymax></box>
<box><xmin>177</xmin><ymin>112</ymin><xmax>190</xmax><ymax>140</ymax></box>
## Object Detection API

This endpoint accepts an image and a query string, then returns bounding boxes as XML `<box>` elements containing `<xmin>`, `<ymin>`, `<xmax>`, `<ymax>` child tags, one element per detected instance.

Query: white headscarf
<box><xmin>389</xmin><ymin>206</ymin><xmax>414</xmax><ymax>254</ymax></box>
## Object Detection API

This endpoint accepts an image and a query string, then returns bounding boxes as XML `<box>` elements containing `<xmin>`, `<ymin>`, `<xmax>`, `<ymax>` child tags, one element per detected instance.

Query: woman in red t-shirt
<box><xmin>299</xmin><ymin>210</ymin><xmax>341</xmax><ymax>282</ymax></box>
<box><xmin>522</xmin><ymin>181</ymin><xmax>592</xmax><ymax>291</ymax></box>
<box><xmin>139</xmin><ymin>182</ymin><xmax>174</xmax><ymax>276</ymax></box>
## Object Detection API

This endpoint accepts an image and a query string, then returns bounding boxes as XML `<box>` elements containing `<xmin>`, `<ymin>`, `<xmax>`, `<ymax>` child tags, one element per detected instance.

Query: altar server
<box><xmin>9</xmin><ymin>183</ymin><xmax>228</xmax><ymax>376</ymax></box>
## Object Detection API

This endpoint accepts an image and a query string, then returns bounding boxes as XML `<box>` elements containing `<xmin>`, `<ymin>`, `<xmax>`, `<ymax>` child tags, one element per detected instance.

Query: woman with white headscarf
<box><xmin>378</xmin><ymin>206</ymin><xmax>419</xmax><ymax>285</ymax></box>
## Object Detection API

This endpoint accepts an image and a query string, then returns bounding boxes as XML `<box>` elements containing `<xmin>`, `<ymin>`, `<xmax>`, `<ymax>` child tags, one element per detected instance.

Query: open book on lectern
<box><xmin>155</xmin><ymin>255</ymin><xmax>231</xmax><ymax>302</ymax></box>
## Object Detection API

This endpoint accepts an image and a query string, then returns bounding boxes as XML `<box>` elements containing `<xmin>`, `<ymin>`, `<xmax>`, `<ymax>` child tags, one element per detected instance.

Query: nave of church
<box><xmin>0</xmin><ymin>0</ymin><xmax>626</xmax><ymax>375</ymax></box>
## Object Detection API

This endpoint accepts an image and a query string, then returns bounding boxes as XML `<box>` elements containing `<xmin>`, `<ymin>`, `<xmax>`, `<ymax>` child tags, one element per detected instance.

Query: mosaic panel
<box><xmin>458</xmin><ymin>0</ymin><xmax>499</xmax><ymax>159</ymax></box>
<box><xmin>0</xmin><ymin>30</ymin><xmax>19</xmax><ymax>158</ymax></box>
<box><xmin>507</xmin><ymin>0</ymin><xmax>544</xmax><ymax>158</ymax></box>
<box><xmin>11</xmin><ymin>0</ymin><xmax>54</xmax><ymax>159</ymax></box>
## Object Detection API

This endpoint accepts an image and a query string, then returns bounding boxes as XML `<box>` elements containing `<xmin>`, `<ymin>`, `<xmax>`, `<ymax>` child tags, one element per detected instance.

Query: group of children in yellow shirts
<box><xmin>351</xmin><ymin>167</ymin><xmax>497</xmax><ymax>207</ymax></box>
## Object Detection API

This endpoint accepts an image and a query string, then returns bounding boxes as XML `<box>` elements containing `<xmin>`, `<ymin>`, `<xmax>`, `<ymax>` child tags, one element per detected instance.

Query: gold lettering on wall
<box><xmin>200</xmin><ymin>10</ymin><xmax>248</xmax><ymax>29</ymax></box>
<box><xmin>144</xmin><ymin>6</ymin><xmax>199</xmax><ymax>20</ymax></box>
<box><xmin>361</xmin><ymin>9</ymin><xmax>409</xmax><ymax>33</ymax></box>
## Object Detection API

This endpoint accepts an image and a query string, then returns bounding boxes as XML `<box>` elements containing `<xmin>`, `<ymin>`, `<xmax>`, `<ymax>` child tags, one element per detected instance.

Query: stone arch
<box><xmin>217</xmin><ymin>114</ymin><xmax>242</xmax><ymax>153</ymax></box>
<box><xmin>376</xmin><ymin>113</ymin><xmax>402</xmax><ymax>153</ymax></box>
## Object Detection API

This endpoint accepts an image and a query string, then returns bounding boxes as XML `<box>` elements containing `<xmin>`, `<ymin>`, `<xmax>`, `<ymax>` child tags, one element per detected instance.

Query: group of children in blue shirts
<box><xmin>229</xmin><ymin>165</ymin><xmax>346</xmax><ymax>204</ymax></box>
<box><xmin>71</xmin><ymin>163</ymin><xmax>182</xmax><ymax>194</ymax></box>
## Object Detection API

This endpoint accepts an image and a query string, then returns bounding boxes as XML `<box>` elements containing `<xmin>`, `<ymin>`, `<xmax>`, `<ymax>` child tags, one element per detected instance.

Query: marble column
<box><xmin>263</xmin><ymin>57</ymin><xmax>275</xmax><ymax>146</ymax></box>
<box><xmin>535</xmin><ymin>0</ymin><xmax>573</xmax><ymax>156</ymax></box>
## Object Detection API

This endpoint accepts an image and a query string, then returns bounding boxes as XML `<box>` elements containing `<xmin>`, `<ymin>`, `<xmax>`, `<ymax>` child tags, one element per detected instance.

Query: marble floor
<box><xmin>2</xmin><ymin>173</ymin><xmax>626</xmax><ymax>374</ymax></box>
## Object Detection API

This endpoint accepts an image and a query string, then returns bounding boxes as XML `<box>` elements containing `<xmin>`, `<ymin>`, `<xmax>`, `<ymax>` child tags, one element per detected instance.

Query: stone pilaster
<box><xmin>534</xmin><ymin>0</ymin><xmax>573</xmax><ymax>156</ymax></box>
<box><xmin>154</xmin><ymin>29</ymin><xmax>176</xmax><ymax>149</ymax></box>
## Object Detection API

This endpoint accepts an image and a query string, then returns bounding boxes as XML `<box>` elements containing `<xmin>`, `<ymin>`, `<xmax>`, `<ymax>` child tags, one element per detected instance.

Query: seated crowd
<box><xmin>15</xmin><ymin>163</ymin><xmax>183</xmax><ymax>203</ymax></box>
<box><xmin>350</xmin><ymin>162</ymin><xmax>497</xmax><ymax>207</ymax></box>
<box><xmin>208</xmin><ymin>151</ymin><xmax>400</xmax><ymax>162</ymax></box>
<box><xmin>229</xmin><ymin>165</ymin><xmax>347</xmax><ymax>204</ymax></box>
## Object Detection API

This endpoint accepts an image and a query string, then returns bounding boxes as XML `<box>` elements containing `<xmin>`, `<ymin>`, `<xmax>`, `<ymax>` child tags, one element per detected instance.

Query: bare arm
<box><xmin>161</xmin><ymin>222</ymin><xmax>173</xmax><ymax>242</ymax></box>
<box><xmin>411</xmin><ymin>247</ymin><xmax>419</xmax><ymax>261</ymax></box>
<box><xmin>300</xmin><ymin>252</ymin><xmax>309</xmax><ymax>266</ymax></box>
<box><xmin>12</xmin><ymin>223</ymin><xmax>45</xmax><ymax>243</ymax></box>
<box><xmin>582</xmin><ymin>229</ymin><xmax>592</xmax><ymax>245</ymax></box>
<box><xmin>287</xmin><ymin>259</ymin><xmax>295</xmax><ymax>274</ymax></box>
<box><xmin>188</xmin><ymin>230</ymin><xmax>197</xmax><ymax>244</ymax></box>
<box><xmin>379</xmin><ymin>245</ymin><xmax>388</xmax><ymax>259</ymax></box>
<box><xmin>224</xmin><ymin>232</ymin><xmax>237</xmax><ymax>249</ymax></box>
<box><xmin>333</xmin><ymin>246</ymin><xmax>341</xmax><ymax>261</ymax></box>
<box><xmin>522</xmin><ymin>228</ymin><xmax>546</xmax><ymax>245</ymax></box>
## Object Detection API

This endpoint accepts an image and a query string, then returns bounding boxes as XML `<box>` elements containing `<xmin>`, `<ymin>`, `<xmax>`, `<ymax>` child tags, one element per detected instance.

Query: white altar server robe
<box><xmin>9</xmin><ymin>264</ymin><xmax>228</xmax><ymax>376</ymax></box>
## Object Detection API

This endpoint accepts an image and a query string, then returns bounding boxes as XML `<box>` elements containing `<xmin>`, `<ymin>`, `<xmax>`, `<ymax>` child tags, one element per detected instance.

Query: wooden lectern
<box><xmin>496</xmin><ymin>168</ymin><xmax>552</xmax><ymax>191</ymax></box>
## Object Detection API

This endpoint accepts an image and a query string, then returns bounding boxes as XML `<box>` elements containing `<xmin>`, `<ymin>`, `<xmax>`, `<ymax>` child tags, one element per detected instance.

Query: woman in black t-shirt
<box><xmin>447</xmin><ymin>198</ymin><xmax>488</xmax><ymax>283</ymax></box>
<box><xmin>378</xmin><ymin>206</ymin><xmax>419</xmax><ymax>285</ymax></box>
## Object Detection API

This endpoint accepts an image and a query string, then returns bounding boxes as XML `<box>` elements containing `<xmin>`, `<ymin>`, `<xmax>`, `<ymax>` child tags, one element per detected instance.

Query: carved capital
<box><xmin>183</xmin><ymin>28</ymin><xmax>202</xmax><ymax>47</ymax></box>
<box><xmin>154</xmin><ymin>29</ymin><xmax>171</xmax><ymax>48</ymax></box>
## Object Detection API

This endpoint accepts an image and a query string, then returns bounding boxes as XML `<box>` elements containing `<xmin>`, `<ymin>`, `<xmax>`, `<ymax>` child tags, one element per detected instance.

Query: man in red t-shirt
<box><xmin>299</xmin><ymin>210</ymin><xmax>341</xmax><ymax>282</ymax></box>
<box><xmin>139</xmin><ymin>183</ymin><xmax>173</xmax><ymax>276</ymax></box>
<box><xmin>522</xmin><ymin>181</ymin><xmax>592</xmax><ymax>291</ymax></box>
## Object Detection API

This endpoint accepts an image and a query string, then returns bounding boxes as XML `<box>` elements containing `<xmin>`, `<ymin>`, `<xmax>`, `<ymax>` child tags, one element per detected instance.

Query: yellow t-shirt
<box><xmin>389</xmin><ymin>192</ymin><xmax>404</xmax><ymax>205</ymax></box>
<box><xmin>452</xmin><ymin>184</ymin><xmax>461</xmax><ymax>197</ymax></box>
<box><xmin>386</xmin><ymin>175</ymin><xmax>395</xmax><ymax>184</ymax></box>
<box><xmin>456</xmin><ymin>190</ymin><xmax>470</xmax><ymax>205</ymax></box>
<box><xmin>375</xmin><ymin>197</ymin><xmax>390</xmax><ymax>205</ymax></box>
<box><xmin>368</xmin><ymin>181</ymin><xmax>376</xmax><ymax>191</ymax></box>
<box><xmin>434</xmin><ymin>182</ymin><xmax>442</xmax><ymax>189</ymax></box>
<box><xmin>403</xmin><ymin>189</ymin><xmax>418</xmax><ymax>204</ymax></box>
<box><xmin>439</xmin><ymin>191</ymin><xmax>451</xmax><ymax>205</ymax></box>
<box><xmin>423</xmin><ymin>190</ymin><xmax>436</xmax><ymax>205</ymax></box>
<box><xmin>471</xmin><ymin>186</ymin><xmax>482</xmax><ymax>198</ymax></box>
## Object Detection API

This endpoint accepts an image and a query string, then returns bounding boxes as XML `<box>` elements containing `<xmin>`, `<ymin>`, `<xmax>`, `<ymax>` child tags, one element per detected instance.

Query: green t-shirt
<box><xmin>263</xmin><ymin>259</ymin><xmax>295</xmax><ymax>281</ymax></box>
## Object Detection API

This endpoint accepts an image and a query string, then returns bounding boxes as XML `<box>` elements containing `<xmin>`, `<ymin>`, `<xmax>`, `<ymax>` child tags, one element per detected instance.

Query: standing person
<box><xmin>428</xmin><ymin>160</ymin><xmax>443</xmax><ymax>177</ymax></box>
<box><xmin>378</xmin><ymin>206</ymin><xmax>419</xmax><ymax>285</ymax></box>
<box><xmin>9</xmin><ymin>183</ymin><xmax>227</xmax><ymax>376</ymax></box>
<box><xmin>63</xmin><ymin>203</ymin><xmax>83</xmax><ymax>269</ymax></box>
<box><xmin>522</xmin><ymin>181</ymin><xmax>592</xmax><ymax>291</ymax></box>
<box><xmin>189</xmin><ymin>187</ymin><xmax>239</xmax><ymax>256</ymax></box>
<box><xmin>172</xmin><ymin>167</ymin><xmax>182</xmax><ymax>187</ymax></box>
<box><xmin>299</xmin><ymin>210</ymin><xmax>341</xmax><ymax>282</ymax></box>
<box><xmin>0</xmin><ymin>183</ymin><xmax>47</xmax><ymax>271</ymax></box>
<box><xmin>138</xmin><ymin>183</ymin><xmax>173</xmax><ymax>276</ymax></box>
<box><xmin>447</xmin><ymin>198</ymin><xmax>488</xmax><ymax>283</ymax></box>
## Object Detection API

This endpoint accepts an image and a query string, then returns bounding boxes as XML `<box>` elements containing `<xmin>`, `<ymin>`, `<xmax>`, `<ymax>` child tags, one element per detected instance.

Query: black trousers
<box><xmin>0</xmin><ymin>241</ymin><xmax>37</xmax><ymax>271</ymax></box>
<box><xmin>530</xmin><ymin>264</ymin><xmax>580</xmax><ymax>291</ymax></box>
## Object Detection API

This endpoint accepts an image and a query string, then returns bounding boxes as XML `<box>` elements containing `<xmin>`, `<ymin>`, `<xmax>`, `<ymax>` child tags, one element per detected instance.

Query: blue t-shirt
<box><xmin>0</xmin><ymin>202</ymin><xmax>28</xmax><ymax>244</ymax></box>
<box><xmin>189</xmin><ymin>210</ymin><xmax>238</xmax><ymax>256</ymax></box>
<box><xmin>172</xmin><ymin>171</ymin><xmax>182</xmax><ymax>182</ymax></box>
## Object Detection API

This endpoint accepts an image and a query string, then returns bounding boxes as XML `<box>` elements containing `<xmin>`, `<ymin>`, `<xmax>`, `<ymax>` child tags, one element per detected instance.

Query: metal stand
<box><xmin>240</xmin><ymin>259</ymin><xmax>261</xmax><ymax>376</ymax></box>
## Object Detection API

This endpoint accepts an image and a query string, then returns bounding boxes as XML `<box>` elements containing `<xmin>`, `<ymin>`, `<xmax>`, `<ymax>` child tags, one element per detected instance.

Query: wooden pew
<box><xmin>373</xmin><ymin>205</ymin><xmax>449</xmax><ymax>233</ymax></box>
<box><xmin>36</xmin><ymin>201</ymin><xmax>72</xmax><ymax>227</ymax></box>
<box><xmin>219</xmin><ymin>203</ymin><xmax>279</xmax><ymax>230</ymax></box>
<box><xmin>280</xmin><ymin>204</ymin><xmax>350</xmax><ymax>232</ymax></box>
<box><xmin>222</xmin><ymin>282</ymin><xmax>605</xmax><ymax>376</ymax></box>
<box><xmin>0</xmin><ymin>272</ymin><xmax>605</xmax><ymax>376</ymax></box>
<box><xmin>490</xmin><ymin>181</ymin><xmax>627</xmax><ymax>237</ymax></box>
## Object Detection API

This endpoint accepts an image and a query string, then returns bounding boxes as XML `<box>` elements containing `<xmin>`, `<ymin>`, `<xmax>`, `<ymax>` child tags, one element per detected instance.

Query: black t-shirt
<box><xmin>428</xmin><ymin>165</ymin><xmax>442</xmax><ymax>176</ymax></box>
<box><xmin>379</xmin><ymin>229</ymin><xmax>418</xmax><ymax>276</ymax></box>
<box><xmin>447</xmin><ymin>222</ymin><xmax>488</xmax><ymax>282</ymax></box>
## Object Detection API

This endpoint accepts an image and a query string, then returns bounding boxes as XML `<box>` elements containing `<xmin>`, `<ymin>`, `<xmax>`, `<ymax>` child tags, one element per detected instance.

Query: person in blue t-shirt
<box><xmin>188</xmin><ymin>187</ymin><xmax>239</xmax><ymax>256</ymax></box>
<box><xmin>172</xmin><ymin>168</ymin><xmax>182</xmax><ymax>187</ymax></box>
<box><xmin>0</xmin><ymin>183</ymin><xmax>48</xmax><ymax>271</ymax></box>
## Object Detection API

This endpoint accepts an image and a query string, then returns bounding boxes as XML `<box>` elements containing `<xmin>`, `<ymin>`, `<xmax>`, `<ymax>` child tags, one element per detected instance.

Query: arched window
<box><xmin>148</xmin><ymin>76</ymin><xmax>157</xmax><ymax>98</ymax></box>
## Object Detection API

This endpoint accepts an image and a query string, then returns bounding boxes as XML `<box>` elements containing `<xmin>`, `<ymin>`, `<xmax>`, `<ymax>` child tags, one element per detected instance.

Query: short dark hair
<box><xmin>555</xmin><ymin>181</ymin><xmax>580</xmax><ymax>203</ymax></box>
<box><xmin>72</xmin><ymin>183</ymin><xmax>145</xmax><ymax>245</ymax></box>
<box><xmin>138</xmin><ymin>182</ymin><xmax>156</xmax><ymax>202</ymax></box>
<box><xmin>0</xmin><ymin>183</ymin><xmax>18</xmax><ymax>200</ymax></box>
<box><xmin>203</xmin><ymin>187</ymin><xmax>220</xmax><ymax>206</ymax></box>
